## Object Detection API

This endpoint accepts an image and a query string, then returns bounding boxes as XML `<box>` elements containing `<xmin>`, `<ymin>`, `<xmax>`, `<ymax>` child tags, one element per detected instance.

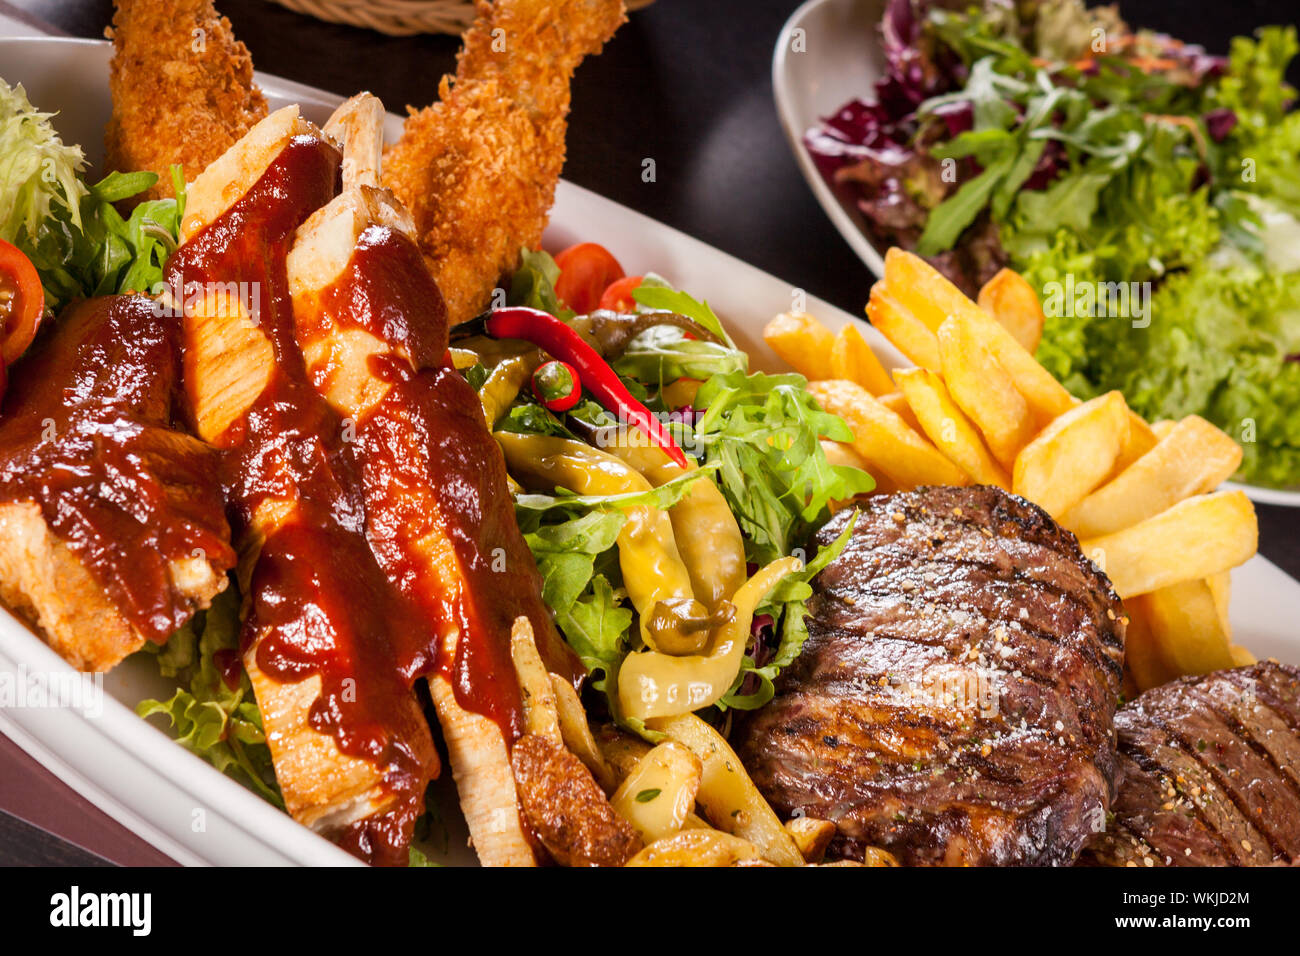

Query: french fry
<box><xmin>819</xmin><ymin>439</ymin><xmax>897</xmax><ymax>500</ymax></box>
<box><xmin>1080</xmin><ymin>490</ymin><xmax>1258</xmax><ymax>598</ymax></box>
<box><xmin>1013</xmin><ymin>391</ymin><xmax>1129</xmax><ymax>519</ymax></box>
<box><xmin>609</xmin><ymin>742</ymin><xmax>702</xmax><ymax>845</ymax></box>
<box><xmin>1110</xmin><ymin>411</ymin><xmax>1159</xmax><ymax>478</ymax></box>
<box><xmin>624</xmin><ymin>829</ymin><xmax>767</xmax><ymax>867</ymax></box>
<box><xmin>807</xmin><ymin>380</ymin><xmax>969</xmax><ymax>490</ymax></box>
<box><xmin>894</xmin><ymin>367</ymin><xmax>1010</xmax><ymax>488</ymax></box>
<box><xmin>938</xmin><ymin>317</ymin><xmax>1039</xmax><ymax>469</ymax></box>
<box><xmin>866</xmin><ymin>286</ymin><xmax>941</xmax><ymax>371</ymax></box>
<box><xmin>1123</xmin><ymin>600</ymin><xmax>1180</xmax><ymax>692</ymax></box>
<box><xmin>978</xmin><ymin>267</ymin><xmax>1045</xmax><ymax>353</ymax></box>
<box><xmin>1063</xmin><ymin>415</ymin><xmax>1244</xmax><ymax>538</ymax></box>
<box><xmin>1206</xmin><ymin>571</ymin><xmax>1232</xmax><ymax>639</ymax></box>
<box><xmin>830</xmin><ymin>322</ymin><xmax>895</xmax><ymax>396</ymax></box>
<box><xmin>1229</xmin><ymin>645</ymin><xmax>1257</xmax><ymax>667</ymax></box>
<box><xmin>1150</xmin><ymin>419</ymin><xmax>1177</xmax><ymax>440</ymax></box>
<box><xmin>646</xmin><ymin>713</ymin><xmax>805</xmax><ymax>867</ymax></box>
<box><xmin>954</xmin><ymin>307</ymin><xmax>1075</xmax><ymax>426</ymax></box>
<box><xmin>763</xmin><ymin>311</ymin><xmax>836</xmax><ymax>380</ymax></box>
<box><xmin>883</xmin><ymin>247</ymin><xmax>967</xmax><ymax>332</ymax></box>
<box><xmin>877</xmin><ymin>390</ymin><xmax>923</xmax><ymax>433</ymax></box>
<box><xmin>1135</xmin><ymin>579</ymin><xmax>1235</xmax><ymax>679</ymax></box>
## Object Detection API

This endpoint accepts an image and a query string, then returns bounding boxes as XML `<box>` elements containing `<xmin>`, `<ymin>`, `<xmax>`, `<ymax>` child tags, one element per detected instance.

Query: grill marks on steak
<box><xmin>1084</xmin><ymin>661</ymin><xmax>1300</xmax><ymax>866</ymax></box>
<box><xmin>734</xmin><ymin>486</ymin><xmax>1126</xmax><ymax>866</ymax></box>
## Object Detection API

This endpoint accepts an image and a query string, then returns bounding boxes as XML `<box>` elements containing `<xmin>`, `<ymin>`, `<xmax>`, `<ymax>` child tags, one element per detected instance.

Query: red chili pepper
<box><xmin>485</xmin><ymin>306</ymin><xmax>688</xmax><ymax>467</ymax></box>
<box><xmin>532</xmin><ymin>359</ymin><xmax>582</xmax><ymax>412</ymax></box>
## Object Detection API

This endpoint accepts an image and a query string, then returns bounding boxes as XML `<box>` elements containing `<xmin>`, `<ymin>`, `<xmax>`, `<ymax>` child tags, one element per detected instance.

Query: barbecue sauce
<box><xmin>0</xmin><ymin>295</ymin><xmax>235</xmax><ymax>644</ymax></box>
<box><xmin>167</xmin><ymin>134</ymin><xmax>438</xmax><ymax>866</ymax></box>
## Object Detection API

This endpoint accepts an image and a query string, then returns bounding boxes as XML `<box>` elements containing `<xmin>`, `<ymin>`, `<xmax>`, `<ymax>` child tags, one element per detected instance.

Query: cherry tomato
<box><xmin>531</xmin><ymin>359</ymin><xmax>582</xmax><ymax>412</ymax></box>
<box><xmin>0</xmin><ymin>238</ymin><xmax>45</xmax><ymax>366</ymax></box>
<box><xmin>554</xmin><ymin>243</ymin><xmax>624</xmax><ymax>314</ymax></box>
<box><xmin>598</xmin><ymin>275</ymin><xmax>644</xmax><ymax>313</ymax></box>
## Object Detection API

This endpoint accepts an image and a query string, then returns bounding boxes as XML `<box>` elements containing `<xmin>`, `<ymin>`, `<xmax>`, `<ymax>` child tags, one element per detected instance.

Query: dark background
<box><xmin>1</xmin><ymin>0</ymin><xmax>1297</xmax><ymax>865</ymax></box>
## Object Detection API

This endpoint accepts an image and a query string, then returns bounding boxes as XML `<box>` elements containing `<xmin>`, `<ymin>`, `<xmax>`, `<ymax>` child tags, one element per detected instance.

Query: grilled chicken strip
<box><xmin>0</xmin><ymin>295</ymin><xmax>234</xmax><ymax>671</ymax></box>
<box><xmin>1084</xmin><ymin>661</ymin><xmax>1300</xmax><ymax>866</ymax></box>
<box><xmin>382</xmin><ymin>0</ymin><xmax>625</xmax><ymax>325</ymax></box>
<box><xmin>170</xmin><ymin>106</ymin><xmax>439</xmax><ymax>864</ymax></box>
<box><xmin>287</xmin><ymin>96</ymin><xmax>583</xmax><ymax>865</ymax></box>
<box><xmin>734</xmin><ymin>486</ymin><xmax>1127</xmax><ymax>866</ymax></box>
<box><xmin>106</xmin><ymin>0</ymin><xmax>268</xmax><ymax>202</ymax></box>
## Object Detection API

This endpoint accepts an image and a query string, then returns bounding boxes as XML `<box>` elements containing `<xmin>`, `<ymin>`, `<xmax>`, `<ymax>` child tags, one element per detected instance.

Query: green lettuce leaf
<box><xmin>136</xmin><ymin>584</ymin><xmax>282</xmax><ymax>806</ymax></box>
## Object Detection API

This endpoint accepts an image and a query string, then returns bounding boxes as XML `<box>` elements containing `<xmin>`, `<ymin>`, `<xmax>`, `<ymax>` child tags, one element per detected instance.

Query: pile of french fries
<box><xmin>765</xmin><ymin>248</ymin><xmax>1260</xmax><ymax>693</ymax></box>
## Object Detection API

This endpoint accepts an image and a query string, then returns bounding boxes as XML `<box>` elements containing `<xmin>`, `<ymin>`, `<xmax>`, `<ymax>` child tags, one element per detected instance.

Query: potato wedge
<box><xmin>894</xmin><ymin>367</ymin><xmax>1010</xmax><ymax>488</ymax></box>
<box><xmin>625</xmin><ymin>829</ymin><xmax>767</xmax><ymax>867</ymax></box>
<box><xmin>1013</xmin><ymin>391</ymin><xmax>1130</xmax><ymax>520</ymax></box>
<box><xmin>866</xmin><ymin>286</ymin><xmax>941</xmax><ymax>371</ymax></box>
<box><xmin>1137</xmin><ymin>578</ymin><xmax>1235</xmax><ymax>679</ymax></box>
<box><xmin>883</xmin><ymin>247</ymin><xmax>967</xmax><ymax>332</ymax></box>
<box><xmin>939</xmin><ymin>317</ymin><xmax>1039</xmax><ymax>470</ymax></box>
<box><xmin>977</xmin><ymin>267</ymin><xmax>1045</xmax><ymax>353</ymax></box>
<box><xmin>1080</xmin><ymin>490</ymin><xmax>1258</xmax><ymax>598</ymax></box>
<box><xmin>763</xmin><ymin>311</ymin><xmax>836</xmax><ymax>380</ymax></box>
<box><xmin>1063</xmin><ymin>415</ymin><xmax>1244</xmax><ymax>538</ymax></box>
<box><xmin>830</xmin><ymin>322</ymin><xmax>894</xmax><ymax>396</ymax></box>
<box><xmin>807</xmin><ymin>380</ymin><xmax>969</xmax><ymax>490</ymax></box>
<box><xmin>610</xmin><ymin>742</ymin><xmax>703</xmax><ymax>845</ymax></box>
<box><xmin>785</xmin><ymin>817</ymin><xmax>837</xmax><ymax>863</ymax></box>
<box><xmin>646</xmin><ymin>713</ymin><xmax>805</xmax><ymax>867</ymax></box>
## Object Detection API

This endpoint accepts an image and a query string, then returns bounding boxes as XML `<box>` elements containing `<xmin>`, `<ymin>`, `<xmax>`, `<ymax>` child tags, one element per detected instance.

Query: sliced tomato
<box><xmin>554</xmin><ymin>242</ymin><xmax>624</xmax><ymax>315</ymax></box>
<box><xmin>598</xmin><ymin>274</ymin><xmax>643</xmax><ymax>313</ymax></box>
<box><xmin>0</xmin><ymin>238</ymin><xmax>45</xmax><ymax>366</ymax></box>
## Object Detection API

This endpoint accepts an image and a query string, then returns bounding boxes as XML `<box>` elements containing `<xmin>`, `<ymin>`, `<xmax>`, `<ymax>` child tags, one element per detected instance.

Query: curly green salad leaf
<box><xmin>894</xmin><ymin>9</ymin><xmax>1300</xmax><ymax>486</ymax></box>
<box><xmin>500</xmin><ymin>252</ymin><xmax>875</xmax><ymax>728</ymax></box>
<box><xmin>136</xmin><ymin>585</ymin><xmax>283</xmax><ymax>806</ymax></box>
<box><xmin>0</xmin><ymin>78</ymin><xmax>185</xmax><ymax>314</ymax></box>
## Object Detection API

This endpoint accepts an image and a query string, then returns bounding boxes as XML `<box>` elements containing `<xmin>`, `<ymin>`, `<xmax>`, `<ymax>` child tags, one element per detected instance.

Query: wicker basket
<box><xmin>265</xmin><ymin>0</ymin><xmax>654</xmax><ymax>37</ymax></box>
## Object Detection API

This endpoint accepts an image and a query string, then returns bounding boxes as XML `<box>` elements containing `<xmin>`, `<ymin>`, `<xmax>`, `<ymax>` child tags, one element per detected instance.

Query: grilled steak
<box><xmin>734</xmin><ymin>486</ymin><xmax>1126</xmax><ymax>866</ymax></box>
<box><xmin>1083</xmin><ymin>661</ymin><xmax>1300</xmax><ymax>866</ymax></box>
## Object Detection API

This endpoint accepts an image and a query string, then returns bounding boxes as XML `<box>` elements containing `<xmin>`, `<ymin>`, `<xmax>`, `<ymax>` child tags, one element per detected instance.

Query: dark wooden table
<box><xmin>1</xmin><ymin>0</ymin><xmax>1297</xmax><ymax>865</ymax></box>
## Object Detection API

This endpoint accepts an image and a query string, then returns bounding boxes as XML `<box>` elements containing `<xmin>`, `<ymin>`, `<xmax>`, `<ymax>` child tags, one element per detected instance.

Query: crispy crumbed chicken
<box><xmin>105</xmin><ymin>0</ymin><xmax>268</xmax><ymax>201</ymax></box>
<box><xmin>382</xmin><ymin>0</ymin><xmax>626</xmax><ymax>325</ymax></box>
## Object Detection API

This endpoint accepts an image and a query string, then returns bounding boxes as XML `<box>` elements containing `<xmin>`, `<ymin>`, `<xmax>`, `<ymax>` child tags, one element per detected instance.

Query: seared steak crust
<box><xmin>1084</xmin><ymin>661</ymin><xmax>1300</xmax><ymax>867</ymax></box>
<box><xmin>734</xmin><ymin>486</ymin><xmax>1125</xmax><ymax>866</ymax></box>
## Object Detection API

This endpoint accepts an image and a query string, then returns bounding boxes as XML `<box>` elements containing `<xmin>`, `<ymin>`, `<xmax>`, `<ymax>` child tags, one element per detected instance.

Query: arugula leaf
<box><xmin>632</xmin><ymin>280</ymin><xmax>734</xmax><ymax>348</ymax></box>
<box><xmin>692</xmin><ymin>370</ymin><xmax>873</xmax><ymax>563</ymax></box>
<box><xmin>508</xmin><ymin>247</ymin><xmax>573</xmax><ymax>319</ymax></box>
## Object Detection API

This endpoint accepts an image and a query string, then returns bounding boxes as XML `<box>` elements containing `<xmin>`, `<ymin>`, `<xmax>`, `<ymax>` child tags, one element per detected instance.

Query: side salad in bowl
<box><xmin>803</xmin><ymin>0</ymin><xmax>1300</xmax><ymax>489</ymax></box>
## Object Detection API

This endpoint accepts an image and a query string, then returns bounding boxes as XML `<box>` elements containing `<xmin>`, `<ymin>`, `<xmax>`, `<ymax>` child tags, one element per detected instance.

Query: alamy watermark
<box><xmin>0</xmin><ymin>665</ymin><xmax>104</xmax><ymax>718</ymax></box>
<box><xmin>1041</xmin><ymin>274</ymin><xmax>1151</xmax><ymax>328</ymax></box>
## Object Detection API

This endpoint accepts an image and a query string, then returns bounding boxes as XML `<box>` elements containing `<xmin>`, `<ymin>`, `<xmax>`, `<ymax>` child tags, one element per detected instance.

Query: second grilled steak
<box><xmin>734</xmin><ymin>486</ymin><xmax>1126</xmax><ymax>866</ymax></box>
<box><xmin>1083</xmin><ymin>661</ymin><xmax>1300</xmax><ymax>866</ymax></box>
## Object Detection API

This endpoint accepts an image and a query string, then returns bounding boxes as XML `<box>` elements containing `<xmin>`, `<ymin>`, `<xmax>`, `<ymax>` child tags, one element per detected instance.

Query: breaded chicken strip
<box><xmin>382</xmin><ymin>0</ymin><xmax>625</xmax><ymax>326</ymax></box>
<box><xmin>105</xmin><ymin>0</ymin><xmax>268</xmax><ymax>202</ymax></box>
